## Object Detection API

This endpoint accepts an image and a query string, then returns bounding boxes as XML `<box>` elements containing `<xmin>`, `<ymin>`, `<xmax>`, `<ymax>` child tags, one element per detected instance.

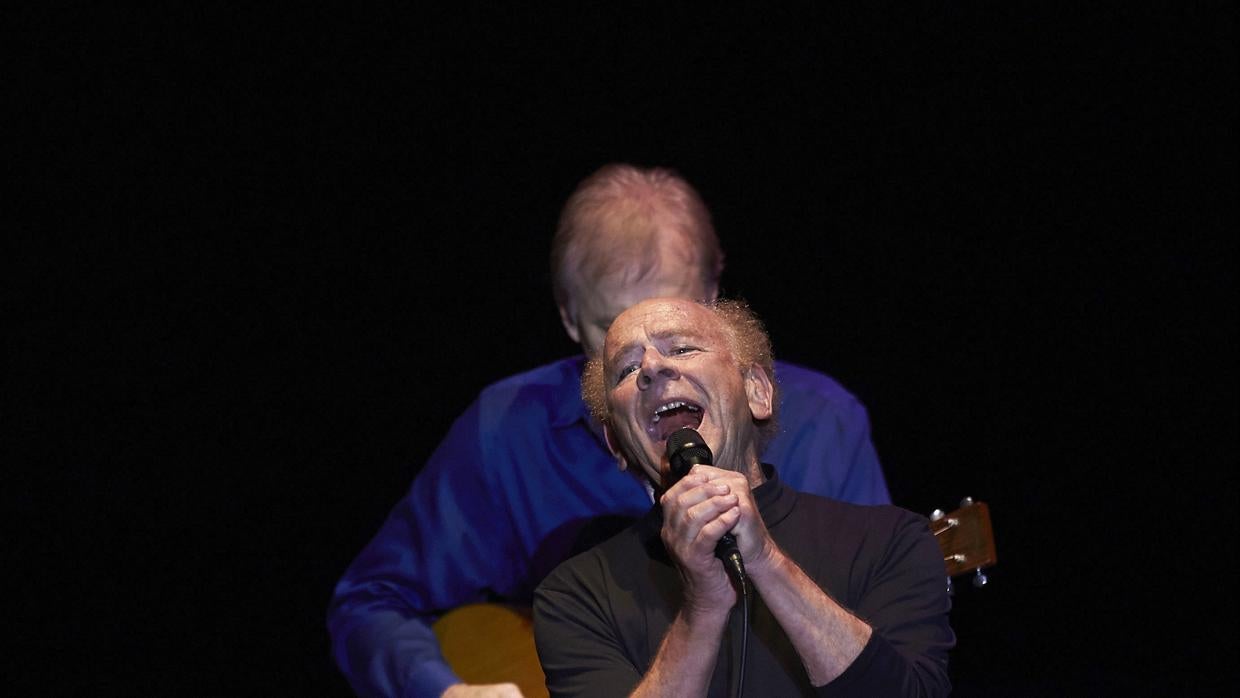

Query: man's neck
<box><xmin>742</xmin><ymin>456</ymin><xmax>767</xmax><ymax>489</ymax></box>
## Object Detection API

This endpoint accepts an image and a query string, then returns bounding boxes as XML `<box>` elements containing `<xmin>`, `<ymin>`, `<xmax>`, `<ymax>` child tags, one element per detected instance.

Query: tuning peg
<box><xmin>972</xmin><ymin>569</ymin><xmax>988</xmax><ymax>588</ymax></box>
<box><xmin>959</xmin><ymin>496</ymin><xmax>974</xmax><ymax>508</ymax></box>
<box><xmin>930</xmin><ymin>509</ymin><xmax>946</xmax><ymax>522</ymax></box>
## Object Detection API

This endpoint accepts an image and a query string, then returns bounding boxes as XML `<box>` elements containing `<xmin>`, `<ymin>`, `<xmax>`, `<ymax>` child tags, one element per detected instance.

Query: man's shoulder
<box><xmin>772</xmin><ymin>360</ymin><xmax>868</xmax><ymax>421</ymax></box>
<box><xmin>478</xmin><ymin>356</ymin><xmax>584</xmax><ymax>397</ymax></box>
<box><xmin>793</xmin><ymin>491</ymin><xmax>925</xmax><ymax>535</ymax></box>
<box><xmin>539</xmin><ymin>513</ymin><xmax>653</xmax><ymax>591</ymax></box>
<box><xmin>470</xmin><ymin>356</ymin><xmax>586</xmax><ymax>424</ymax></box>
<box><xmin>773</xmin><ymin>360</ymin><xmax>858</xmax><ymax>400</ymax></box>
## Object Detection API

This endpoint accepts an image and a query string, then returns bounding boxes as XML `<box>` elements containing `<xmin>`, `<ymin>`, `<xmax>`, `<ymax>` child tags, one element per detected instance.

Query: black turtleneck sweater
<box><xmin>533</xmin><ymin>467</ymin><xmax>954</xmax><ymax>697</ymax></box>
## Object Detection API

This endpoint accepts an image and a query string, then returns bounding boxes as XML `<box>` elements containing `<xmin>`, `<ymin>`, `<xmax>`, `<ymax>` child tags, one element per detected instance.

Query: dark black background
<box><xmin>8</xmin><ymin>3</ymin><xmax>1235</xmax><ymax>695</ymax></box>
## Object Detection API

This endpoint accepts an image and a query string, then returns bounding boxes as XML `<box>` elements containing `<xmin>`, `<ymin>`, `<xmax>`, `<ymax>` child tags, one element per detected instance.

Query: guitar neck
<box><xmin>930</xmin><ymin>500</ymin><xmax>997</xmax><ymax>578</ymax></box>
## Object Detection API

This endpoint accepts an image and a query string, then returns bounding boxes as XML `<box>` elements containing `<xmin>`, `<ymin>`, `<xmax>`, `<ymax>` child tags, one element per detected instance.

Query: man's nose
<box><xmin>637</xmin><ymin>350</ymin><xmax>679</xmax><ymax>389</ymax></box>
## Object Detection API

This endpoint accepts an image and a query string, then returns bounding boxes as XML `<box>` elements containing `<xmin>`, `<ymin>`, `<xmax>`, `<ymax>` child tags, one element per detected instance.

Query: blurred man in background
<box><xmin>328</xmin><ymin>164</ymin><xmax>890</xmax><ymax>697</ymax></box>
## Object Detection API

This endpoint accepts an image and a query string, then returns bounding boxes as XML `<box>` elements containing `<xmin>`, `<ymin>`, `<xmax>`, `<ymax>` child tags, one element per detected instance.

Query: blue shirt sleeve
<box><xmin>765</xmin><ymin>362</ymin><xmax>891</xmax><ymax>505</ymax></box>
<box><xmin>327</xmin><ymin>399</ymin><xmax>516</xmax><ymax>698</ymax></box>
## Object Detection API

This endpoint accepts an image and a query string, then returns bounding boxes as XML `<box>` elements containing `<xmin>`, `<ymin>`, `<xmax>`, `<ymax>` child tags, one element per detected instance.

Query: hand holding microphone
<box><xmin>664</xmin><ymin>428</ymin><xmax>751</xmax><ymax>599</ymax></box>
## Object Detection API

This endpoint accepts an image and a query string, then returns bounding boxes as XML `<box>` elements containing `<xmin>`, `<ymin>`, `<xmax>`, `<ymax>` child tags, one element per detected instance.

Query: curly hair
<box><xmin>581</xmin><ymin>299</ymin><xmax>780</xmax><ymax>450</ymax></box>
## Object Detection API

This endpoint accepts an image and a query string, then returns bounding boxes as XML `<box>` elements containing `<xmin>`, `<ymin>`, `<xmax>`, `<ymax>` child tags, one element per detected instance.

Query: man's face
<box><xmin>561</xmin><ymin>271</ymin><xmax>712</xmax><ymax>358</ymax></box>
<box><xmin>600</xmin><ymin>299</ymin><xmax>772</xmax><ymax>487</ymax></box>
<box><xmin>557</xmin><ymin>234</ymin><xmax>716</xmax><ymax>358</ymax></box>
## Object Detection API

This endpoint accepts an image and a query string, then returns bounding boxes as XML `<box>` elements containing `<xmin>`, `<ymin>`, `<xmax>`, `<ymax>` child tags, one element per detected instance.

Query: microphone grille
<box><xmin>666</xmin><ymin>427</ymin><xmax>712</xmax><ymax>480</ymax></box>
<box><xmin>666</xmin><ymin>427</ymin><xmax>703</xmax><ymax>456</ymax></box>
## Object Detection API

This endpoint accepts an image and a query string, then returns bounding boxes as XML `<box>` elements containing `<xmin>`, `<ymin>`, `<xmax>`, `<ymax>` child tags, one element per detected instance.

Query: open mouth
<box><xmin>648</xmin><ymin>400</ymin><xmax>704</xmax><ymax>441</ymax></box>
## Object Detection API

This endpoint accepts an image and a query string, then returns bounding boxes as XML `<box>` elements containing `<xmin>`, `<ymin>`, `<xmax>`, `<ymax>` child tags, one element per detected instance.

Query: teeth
<box><xmin>652</xmin><ymin>401</ymin><xmax>699</xmax><ymax>422</ymax></box>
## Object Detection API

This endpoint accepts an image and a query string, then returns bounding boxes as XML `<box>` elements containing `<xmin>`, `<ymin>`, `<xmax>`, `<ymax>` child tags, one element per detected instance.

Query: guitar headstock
<box><xmin>930</xmin><ymin>497</ymin><xmax>997</xmax><ymax>587</ymax></box>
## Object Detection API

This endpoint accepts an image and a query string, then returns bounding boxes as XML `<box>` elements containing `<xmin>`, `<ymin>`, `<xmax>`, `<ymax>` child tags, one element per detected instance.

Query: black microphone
<box><xmin>666</xmin><ymin>428</ymin><xmax>747</xmax><ymax>584</ymax></box>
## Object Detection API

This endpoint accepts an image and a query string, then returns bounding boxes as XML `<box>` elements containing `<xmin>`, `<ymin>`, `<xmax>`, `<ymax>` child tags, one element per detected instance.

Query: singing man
<box><xmin>533</xmin><ymin>298</ymin><xmax>953</xmax><ymax>697</ymax></box>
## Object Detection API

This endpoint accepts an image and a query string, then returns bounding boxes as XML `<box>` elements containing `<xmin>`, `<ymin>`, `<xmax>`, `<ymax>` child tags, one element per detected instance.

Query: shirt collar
<box><xmin>550</xmin><ymin>355</ymin><xmax>592</xmax><ymax>428</ymax></box>
<box><xmin>751</xmin><ymin>464</ymin><xmax>796</xmax><ymax>529</ymax></box>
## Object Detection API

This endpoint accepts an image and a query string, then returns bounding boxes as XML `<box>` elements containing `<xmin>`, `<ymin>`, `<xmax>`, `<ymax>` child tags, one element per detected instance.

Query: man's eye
<box><xmin>616</xmin><ymin>364</ymin><xmax>639</xmax><ymax>383</ymax></box>
<box><xmin>671</xmin><ymin>346</ymin><xmax>699</xmax><ymax>355</ymax></box>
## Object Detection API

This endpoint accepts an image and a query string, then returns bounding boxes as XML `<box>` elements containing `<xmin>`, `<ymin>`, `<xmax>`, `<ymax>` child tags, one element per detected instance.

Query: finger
<box><xmin>674</xmin><ymin>491</ymin><xmax>738</xmax><ymax>534</ymax></box>
<box><xmin>685</xmin><ymin>490</ymin><xmax>738</xmax><ymax>525</ymax></box>
<box><xmin>692</xmin><ymin>506</ymin><xmax>741</xmax><ymax>549</ymax></box>
<box><xmin>664</xmin><ymin>494</ymin><xmax>739</xmax><ymax>559</ymax></box>
<box><xmin>659</xmin><ymin>470</ymin><xmax>706</xmax><ymax>503</ymax></box>
<box><xmin>688</xmin><ymin>464</ymin><xmax>728</xmax><ymax>480</ymax></box>
<box><xmin>661</xmin><ymin>473</ymin><xmax>731</xmax><ymax>509</ymax></box>
<box><xmin>689</xmin><ymin>467</ymin><xmax>750</xmax><ymax>495</ymax></box>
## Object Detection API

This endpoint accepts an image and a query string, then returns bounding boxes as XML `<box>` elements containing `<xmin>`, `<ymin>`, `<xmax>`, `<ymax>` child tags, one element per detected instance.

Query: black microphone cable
<box><xmin>666</xmin><ymin>427</ymin><xmax>751</xmax><ymax>698</ymax></box>
<box><xmin>734</xmin><ymin>564</ymin><xmax>750</xmax><ymax>698</ymax></box>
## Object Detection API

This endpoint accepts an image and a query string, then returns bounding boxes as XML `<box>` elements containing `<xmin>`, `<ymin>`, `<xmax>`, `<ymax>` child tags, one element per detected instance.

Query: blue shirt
<box><xmin>328</xmin><ymin>357</ymin><xmax>889</xmax><ymax>698</ymax></box>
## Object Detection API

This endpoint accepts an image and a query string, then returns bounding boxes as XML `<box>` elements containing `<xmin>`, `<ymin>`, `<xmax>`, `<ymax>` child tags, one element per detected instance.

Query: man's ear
<box><xmin>602</xmin><ymin>421</ymin><xmax>629</xmax><ymax>471</ymax></box>
<box><xmin>557</xmin><ymin>301</ymin><xmax>582</xmax><ymax>344</ymax></box>
<box><xmin>744</xmin><ymin>364</ymin><xmax>774</xmax><ymax>421</ymax></box>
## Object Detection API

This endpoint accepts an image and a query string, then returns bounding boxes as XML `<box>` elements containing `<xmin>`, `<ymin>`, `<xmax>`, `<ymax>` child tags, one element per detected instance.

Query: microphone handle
<box><xmin>668</xmin><ymin>448</ymin><xmax>746</xmax><ymax>580</ymax></box>
<box><xmin>716</xmin><ymin>532</ymin><xmax>748</xmax><ymax>587</ymax></box>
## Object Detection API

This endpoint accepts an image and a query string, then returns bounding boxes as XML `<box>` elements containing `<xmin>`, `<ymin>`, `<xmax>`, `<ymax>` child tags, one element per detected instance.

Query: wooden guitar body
<box><xmin>433</xmin><ymin>603</ymin><xmax>549</xmax><ymax>698</ymax></box>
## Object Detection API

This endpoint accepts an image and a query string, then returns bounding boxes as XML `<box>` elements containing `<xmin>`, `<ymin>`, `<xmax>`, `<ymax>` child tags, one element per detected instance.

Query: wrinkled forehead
<box><xmin>603</xmin><ymin>299</ymin><xmax>722</xmax><ymax>364</ymax></box>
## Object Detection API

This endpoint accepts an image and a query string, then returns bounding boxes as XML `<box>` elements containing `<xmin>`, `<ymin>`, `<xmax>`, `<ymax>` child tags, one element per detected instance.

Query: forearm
<box><xmin>747</xmin><ymin>549</ymin><xmax>871</xmax><ymax>687</ymax></box>
<box><xmin>330</xmin><ymin>400</ymin><xmax>514</xmax><ymax>697</ymax></box>
<box><xmin>630</xmin><ymin>608</ymin><xmax>729</xmax><ymax>698</ymax></box>
<box><xmin>330</xmin><ymin>606</ymin><xmax>460</xmax><ymax>698</ymax></box>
